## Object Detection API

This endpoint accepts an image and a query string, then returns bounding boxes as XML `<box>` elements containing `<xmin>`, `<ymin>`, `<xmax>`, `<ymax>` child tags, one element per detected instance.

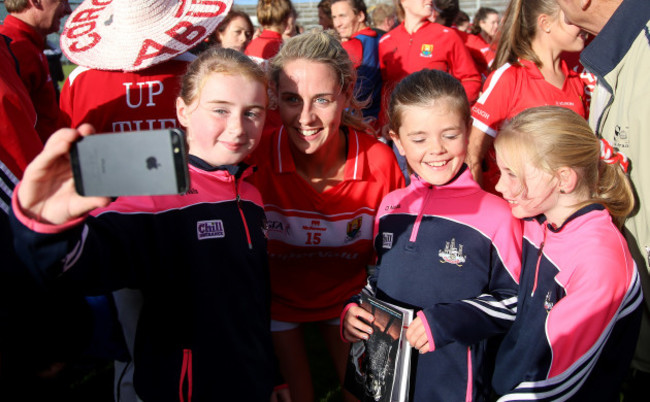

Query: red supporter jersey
<box><xmin>463</xmin><ymin>33</ymin><xmax>495</xmax><ymax>79</ymax></box>
<box><xmin>471</xmin><ymin>58</ymin><xmax>587</xmax><ymax>194</ymax></box>
<box><xmin>245</xmin><ymin>30</ymin><xmax>283</xmax><ymax>60</ymax></box>
<box><xmin>472</xmin><ymin>58</ymin><xmax>587</xmax><ymax>137</ymax></box>
<box><xmin>0</xmin><ymin>35</ymin><xmax>42</xmax><ymax>179</ymax></box>
<box><xmin>0</xmin><ymin>15</ymin><xmax>62</xmax><ymax>142</ymax></box>
<box><xmin>59</xmin><ymin>56</ymin><xmax>192</xmax><ymax>132</ymax></box>
<box><xmin>378</xmin><ymin>21</ymin><xmax>481</xmax><ymax>125</ymax></box>
<box><xmin>247</xmin><ymin>127</ymin><xmax>404</xmax><ymax>321</ymax></box>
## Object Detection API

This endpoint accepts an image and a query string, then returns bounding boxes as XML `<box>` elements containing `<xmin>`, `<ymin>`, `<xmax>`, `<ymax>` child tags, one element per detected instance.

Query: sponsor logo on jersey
<box><xmin>544</xmin><ymin>291</ymin><xmax>555</xmax><ymax>313</ymax></box>
<box><xmin>420</xmin><ymin>44</ymin><xmax>434</xmax><ymax>58</ymax></box>
<box><xmin>197</xmin><ymin>220</ymin><xmax>225</xmax><ymax>240</ymax></box>
<box><xmin>472</xmin><ymin>106</ymin><xmax>490</xmax><ymax>120</ymax></box>
<box><xmin>345</xmin><ymin>217</ymin><xmax>363</xmax><ymax>242</ymax></box>
<box><xmin>438</xmin><ymin>238</ymin><xmax>466</xmax><ymax>266</ymax></box>
<box><xmin>382</xmin><ymin>232</ymin><xmax>394</xmax><ymax>249</ymax></box>
<box><xmin>302</xmin><ymin>219</ymin><xmax>326</xmax><ymax>231</ymax></box>
<box><xmin>266</xmin><ymin>220</ymin><xmax>285</xmax><ymax>233</ymax></box>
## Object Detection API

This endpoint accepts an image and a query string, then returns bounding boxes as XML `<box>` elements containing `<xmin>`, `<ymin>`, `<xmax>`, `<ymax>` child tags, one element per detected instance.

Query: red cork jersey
<box><xmin>245</xmin><ymin>29</ymin><xmax>283</xmax><ymax>60</ymax></box>
<box><xmin>463</xmin><ymin>33</ymin><xmax>495</xmax><ymax>79</ymax></box>
<box><xmin>248</xmin><ymin>127</ymin><xmax>404</xmax><ymax>321</ymax></box>
<box><xmin>377</xmin><ymin>21</ymin><xmax>481</xmax><ymax>126</ymax></box>
<box><xmin>472</xmin><ymin>58</ymin><xmax>587</xmax><ymax>137</ymax></box>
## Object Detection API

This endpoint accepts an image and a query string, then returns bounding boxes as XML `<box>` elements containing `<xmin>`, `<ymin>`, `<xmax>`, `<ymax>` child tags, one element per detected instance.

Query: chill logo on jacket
<box><xmin>438</xmin><ymin>238</ymin><xmax>466</xmax><ymax>266</ymax></box>
<box><xmin>420</xmin><ymin>44</ymin><xmax>434</xmax><ymax>58</ymax></box>
<box><xmin>197</xmin><ymin>220</ymin><xmax>225</xmax><ymax>240</ymax></box>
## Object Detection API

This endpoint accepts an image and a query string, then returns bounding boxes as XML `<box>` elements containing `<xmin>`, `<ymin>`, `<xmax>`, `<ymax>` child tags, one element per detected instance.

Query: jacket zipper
<box><xmin>531</xmin><ymin>225</ymin><xmax>548</xmax><ymax>297</ymax></box>
<box><xmin>179</xmin><ymin>348</ymin><xmax>193</xmax><ymax>402</ymax></box>
<box><xmin>465</xmin><ymin>347</ymin><xmax>473</xmax><ymax>402</ymax></box>
<box><xmin>409</xmin><ymin>185</ymin><xmax>433</xmax><ymax>243</ymax></box>
<box><xmin>233</xmin><ymin>179</ymin><xmax>253</xmax><ymax>250</ymax></box>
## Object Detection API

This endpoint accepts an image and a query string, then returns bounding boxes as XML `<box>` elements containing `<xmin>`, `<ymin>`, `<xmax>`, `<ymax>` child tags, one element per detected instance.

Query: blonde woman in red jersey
<box><xmin>248</xmin><ymin>29</ymin><xmax>404</xmax><ymax>402</ymax></box>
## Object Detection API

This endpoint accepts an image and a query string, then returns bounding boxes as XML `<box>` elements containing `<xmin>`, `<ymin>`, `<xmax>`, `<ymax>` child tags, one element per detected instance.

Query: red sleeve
<box><xmin>10</xmin><ymin>40</ymin><xmax>62</xmax><ymax>142</ymax></box>
<box><xmin>0</xmin><ymin>41</ymin><xmax>42</xmax><ymax>178</ymax></box>
<box><xmin>471</xmin><ymin>64</ymin><xmax>517</xmax><ymax>137</ymax></box>
<box><xmin>446</xmin><ymin>32</ymin><xmax>482</xmax><ymax>102</ymax></box>
<box><xmin>0</xmin><ymin>92</ymin><xmax>42</xmax><ymax>178</ymax></box>
<box><xmin>342</xmin><ymin>38</ymin><xmax>363</xmax><ymax>69</ymax></box>
<box><xmin>464</xmin><ymin>35</ymin><xmax>489</xmax><ymax>78</ymax></box>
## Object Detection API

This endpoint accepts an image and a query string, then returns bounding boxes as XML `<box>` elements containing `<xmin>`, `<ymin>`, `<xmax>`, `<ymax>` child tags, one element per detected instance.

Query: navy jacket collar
<box><xmin>581</xmin><ymin>0</ymin><xmax>650</xmax><ymax>78</ymax></box>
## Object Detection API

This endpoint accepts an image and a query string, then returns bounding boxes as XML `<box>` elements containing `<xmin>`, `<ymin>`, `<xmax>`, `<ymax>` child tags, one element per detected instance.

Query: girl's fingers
<box><xmin>77</xmin><ymin>123</ymin><xmax>96</xmax><ymax>137</ymax></box>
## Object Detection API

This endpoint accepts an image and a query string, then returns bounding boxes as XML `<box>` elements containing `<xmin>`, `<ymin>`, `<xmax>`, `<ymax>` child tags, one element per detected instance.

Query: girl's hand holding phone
<box><xmin>17</xmin><ymin>124</ymin><xmax>111</xmax><ymax>225</ymax></box>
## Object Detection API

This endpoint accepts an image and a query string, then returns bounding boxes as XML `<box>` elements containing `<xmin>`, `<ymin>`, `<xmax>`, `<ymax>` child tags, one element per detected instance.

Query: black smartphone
<box><xmin>70</xmin><ymin>128</ymin><xmax>189</xmax><ymax>197</ymax></box>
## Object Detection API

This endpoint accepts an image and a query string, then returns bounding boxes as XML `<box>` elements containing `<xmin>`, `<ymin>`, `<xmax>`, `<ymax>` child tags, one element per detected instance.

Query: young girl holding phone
<box><xmin>342</xmin><ymin>69</ymin><xmax>522</xmax><ymax>400</ymax></box>
<box><xmin>492</xmin><ymin>106</ymin><xmax>642</xmax><ymax>400</ymax></box>
<box><xmin>10</xmin><ymin>48</ymin><xmax>285</xmax><ymax>402</ymax></box>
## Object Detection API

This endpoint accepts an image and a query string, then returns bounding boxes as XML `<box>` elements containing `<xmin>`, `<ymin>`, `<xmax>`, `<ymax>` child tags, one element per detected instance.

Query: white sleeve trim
<box><xmin>472</xmin><ymin>118</ymin><xmax>498</xmax><ymax>137</ymax></box>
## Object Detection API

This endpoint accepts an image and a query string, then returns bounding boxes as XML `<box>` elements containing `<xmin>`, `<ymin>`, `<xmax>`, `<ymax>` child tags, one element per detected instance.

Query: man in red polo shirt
<box><xmin>0</xmin><ymin>0</ymin><xmax>71</xmax><ymax>143</ymax></box>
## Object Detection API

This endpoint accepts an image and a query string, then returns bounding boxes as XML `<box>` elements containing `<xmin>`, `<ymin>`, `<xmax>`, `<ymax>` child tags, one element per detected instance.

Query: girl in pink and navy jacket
<box><xmin>342</xmin><ymin>69</ymin><xmax>522</xmax><ymax>401</ymax></box>
<box><xmin>492</xmin><ymin>106</ymin><xmax>642</xmax><ymax>401</ymax></box>
<box><xmin>10</xmin><ymin>49</ymin><xmax>284</xmax><ymax>402</ymax></box>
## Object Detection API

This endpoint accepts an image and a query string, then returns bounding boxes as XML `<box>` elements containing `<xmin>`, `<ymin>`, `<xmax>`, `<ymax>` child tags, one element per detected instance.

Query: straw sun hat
<box><xmin>60</xmin><ymin>0</ymin><xmax>233</xmax><ymax>71</ymax></box>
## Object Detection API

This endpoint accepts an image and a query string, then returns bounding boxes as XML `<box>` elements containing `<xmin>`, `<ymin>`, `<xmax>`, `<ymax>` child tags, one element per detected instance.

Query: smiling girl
<box><xmin>10</xmin><ymin>48</ymin><xmax>283</xmax><ymax>402</ymax></box>
<box><xmin>492</xmin><ymin>106</ymin><xmax>642</xmax><ymax>400</ymax></box>
<box><xmin>248</xmin><ymin>29</ymin><xmax>404</xmax><ymax>402</ymax></box>
<box><xmin>342</xmin><ymin>69</ymin><xmax>522</xmax><ymax>401</ymax></box>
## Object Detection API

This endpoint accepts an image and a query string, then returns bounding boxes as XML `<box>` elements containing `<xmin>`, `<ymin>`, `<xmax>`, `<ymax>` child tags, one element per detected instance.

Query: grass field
<box><xmin>61</xmin><ymin>63</ymin><xmax>76</xmax><ymax>84</ymax></box>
